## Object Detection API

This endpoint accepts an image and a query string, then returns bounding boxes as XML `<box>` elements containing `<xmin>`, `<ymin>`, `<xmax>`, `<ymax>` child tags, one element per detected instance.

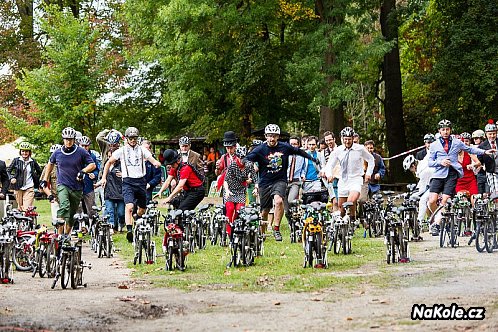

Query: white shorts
<box><xmin>338</xmin><ymin>177</ymin><xmax>363</xmax><ymax>197</ymax></box>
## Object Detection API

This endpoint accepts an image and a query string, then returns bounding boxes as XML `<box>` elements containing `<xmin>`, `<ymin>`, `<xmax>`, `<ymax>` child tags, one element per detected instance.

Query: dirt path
<box><xmin>1</xmin><ymin>234</ymin><xmax>497</xmax><ymax>331</ymax></box>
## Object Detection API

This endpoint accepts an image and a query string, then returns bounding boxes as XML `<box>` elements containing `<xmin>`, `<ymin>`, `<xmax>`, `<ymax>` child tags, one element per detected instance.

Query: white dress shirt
<box><xmin>323</xmin><ymin>143</ymin><xmax>374</xmax><ymax>180</ymax></box>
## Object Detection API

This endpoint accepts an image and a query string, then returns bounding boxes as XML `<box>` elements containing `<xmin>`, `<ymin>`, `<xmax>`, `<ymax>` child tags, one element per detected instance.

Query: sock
<box><xmin>127</xmin><ymin>225</ymin><xmax>132</xmax><ymax>233</ymax></box>
<box><xmin>274</xmin><ymin>225</ymin><xmax>279</xmax><ymax>231</ymax></box>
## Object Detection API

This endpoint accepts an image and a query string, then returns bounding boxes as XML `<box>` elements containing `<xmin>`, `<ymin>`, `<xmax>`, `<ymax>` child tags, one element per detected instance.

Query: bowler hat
<box><xmin>222</xmin><ymin>131</ymin><xmax>237</xmax><ymax>147</ymax></box>
<box><xmin>163</xmin><ymin>149</ymin><xmax>180</xmax><ymax>165</ymax></box>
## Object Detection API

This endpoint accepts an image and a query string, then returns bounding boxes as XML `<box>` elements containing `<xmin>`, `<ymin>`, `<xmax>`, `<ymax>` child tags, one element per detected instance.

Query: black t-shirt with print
<box><xmin>245</xmin><ymin>141</ymin><xmax>312</xmax><ymax>188</ymax></box>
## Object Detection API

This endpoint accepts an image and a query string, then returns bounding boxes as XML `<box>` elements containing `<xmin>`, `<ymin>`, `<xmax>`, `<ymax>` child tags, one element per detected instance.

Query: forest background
<box><xmin>0</xmin><ymin>0</ymin><xmax>496</xmax><ymax>181</ymax></box>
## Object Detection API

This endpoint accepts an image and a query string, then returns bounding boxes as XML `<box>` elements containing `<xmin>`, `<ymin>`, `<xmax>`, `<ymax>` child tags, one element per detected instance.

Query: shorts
<box><xmin>337</xmin><ymin>177</ymin><xmax>363</xmax><ymax>198</ymax></box>
<box><xmin>122</xmin><ymin>177</ymin><xmax>147</xmax><ymax>208</ymax></box>
<box><xmin>429</xmin><ymin>167</ymin><xmax>458</xmax><ymax>196</ymax></box>
<box><xmin>259</xmin><ymin>181</ymin><xmax>287</xmax><ymax>210</ymax></box>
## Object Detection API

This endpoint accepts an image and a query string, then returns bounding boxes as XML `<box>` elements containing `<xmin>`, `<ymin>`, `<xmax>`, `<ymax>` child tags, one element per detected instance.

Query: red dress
<box><xmin>455</xmin><ymin>152</ymin><xmax>478</xmax><ymax>195</ymax></box>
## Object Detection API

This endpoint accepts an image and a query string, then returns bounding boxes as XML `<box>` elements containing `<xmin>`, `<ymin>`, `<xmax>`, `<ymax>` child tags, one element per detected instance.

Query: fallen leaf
<box><xmin>224</xmin><ymin>270</ymin><xmax>231</xmax><ymax>276</ymax></box>
<box><xmin>118</xmin><ymin>284</ymin><xmax>129</xmax><ymax>289</ymax></box>
<box><xmin>379</xmin><ymin>300</ymin><xmax>388</xmax><ymax>304</ymax></box>
<box><xmin>119</xmin><ymin>296</ymin><xmax>136</xmax><ymax>302</ymax></box>
<box><xmin>311</xmin><ymin>298</ymin><xmax>322</xmax><ymax>302</ymax></box>
<box><xmin>346</xmin><ymin>317</ymin><xmax>353</xmax><ymax>321</ymax></box>
<box><xmin>274</xmin><ymin>301</ymin><xmax>281</xmax><ymax>306</ymax></box>
<box><xmin>140</xmin><ymin>299</ymin><xmax>150</xmax><ymax>304</ymax></box>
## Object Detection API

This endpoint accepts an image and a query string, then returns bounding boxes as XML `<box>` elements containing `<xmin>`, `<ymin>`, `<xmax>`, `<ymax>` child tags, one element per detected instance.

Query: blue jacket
<box><xmin>145</xmin><ymin>159</ymin><xmax>162</xmax><ymax>193</ymax></box>
<box><xmin>83</xmin><ymin>152</ymin><xmax>100</xmax><ymax>195</ymax></box>
<box><xmin>428</xmin><ymin>136</ymin><xmax>484</xmax><ymax>179</ymax></box>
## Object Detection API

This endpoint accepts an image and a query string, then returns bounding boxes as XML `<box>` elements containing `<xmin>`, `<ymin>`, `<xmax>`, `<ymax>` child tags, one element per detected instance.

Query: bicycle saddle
<box><xmin>342</xmin><ymin>202</ymin><xmax>354</xmax><ymax>209</ymax></box>
<box><xmin>168</xmin><ymin>209</ymin><xmax>182</xmax><ymax>219</ymax></box>
<box><xmin>197</xmin><ymin>204</ymin><xmax>210</xmax><ymax>212</ymax></box>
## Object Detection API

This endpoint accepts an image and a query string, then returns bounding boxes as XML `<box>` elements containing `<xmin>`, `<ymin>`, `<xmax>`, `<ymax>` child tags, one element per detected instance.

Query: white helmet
<box><xmin>61</xmin><ymin>127</ymin><xmax>77</xmax><ymax>139</ymax></box>
<box><xmin>79</xmin><ymin>136</ymin><xmax>91</xmax><ymax>146</ymax></box>
<box><xmin>178</xmin><ymin>136</ymin><xmax>190</xmax><ymax>146</ymax></box>
<box><xmin>49</xmin><ymin>144</ymin><xmax>61</xmax><ymax>153</ymax></box>
<box><xmin>264</xmin><ymin>124</ymin><xmax>280</xmax><ymax>135</ymax></box>
<box><xmin>438</xmin><ymin>119</ymin><xmax>452</xmax><ymax>129</ymax></box>
<box><xmin>423</xmin><ymin>133</ymin><xmax>435</xmax><ymax>143</ymax></box>
<box><xmin>403</xmin><ymin>155</ymin><xmax>416</xmax><ymax>171</ymax></box>
<box><xmin>125</xmin><ymin>127</ymin><xmax>139</xmax><ymax>137</ymax></box>
<box><xmin>472</xmin><ymin>129</ymin><xmax>485</xmax><ymax>139</ymax></box>
<box><xmin>485</xmin><ymin>121</ymin><xmax>497</xmax><ymax>132</ymax></box>
<box><xmin>340</xmin><ymin>127</ymin><xmax>355</xmax><ymax>137</ymax></box>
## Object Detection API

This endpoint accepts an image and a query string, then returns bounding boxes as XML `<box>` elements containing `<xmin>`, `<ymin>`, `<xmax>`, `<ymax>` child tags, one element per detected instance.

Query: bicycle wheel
<box><xmin>165</xmin><ymin>241</ymin><xmax>174</xmax><ymax>271</ymax></box>
<box><xmin>314</xmin><ymin>233</ymin><xmax>325</xmax><ymax>267</ymax></box>
<box><xmin>70</xmin><ymin>249</ymin><xmax>82</xmax><ymax>289</ymax></box>
<box><xmin>439</xmin><ymin>218</ymin><xmax>447</xmax><ymax>248</ymax></box>
<box><xmin>475</xmin><ymin>222</ymin><xmax>486</xmax><ymax>253</ymax></box>
<box><xmin>398</xmin><ymin>227</ymin><xmax>408</xmax><ymax>260</ymax></box>
<box><xmin>197</xmin><ymin>223</ymin><xmax>205</xmax><ymax>250</ymax></box>
<box><xmin>385</xmin><ymin>235</ymin><xmax>391</xmax><ymax>264</ymax></box>
<box><xmin>306</xmin><ymin>236</ymin><xmax>314</xmax><ymax>268</ymax></box>
<box><xmin>60</xmin><ymin>254</ymin><xmax>70</xmax><ymax>289</ymax></box>
<box><xmin>484</xmin><ymin>220</ymin><xmax>496</xmax><ymax>253</ymax></box>
<box><xmin>38</xmin><ymin>247</ymin><xmax>48</xmax><ymax>278</ymax></box>
<box><xmin>390</xmin><ymin>233</ymin><xmax>396</xmax><ymax>264</ymax></box>
<box><xmin>333</xmin><ymin>227</ymin><xmax>342</xmax><ymax>254</ymax></box>
<box><xmin>98</xmin><ymin>234</ymin><xmax>104</xmax><ymax>258</ymax></box>
<box><xmin>46</xmin><ymin>242</ymin><xmax>57</xmax><ymax>278</ymax></box>
<box><xmin>243</xmin><ymin>235</ymin><xmax>254</xmax><ymax>266</ymax></box>
<box><xmin>177</xmin><ymin>239</ymin><xmax>186</xmax><ymax>271</ymax></box>
<box><xmin>138</xmin><ymin>239</ymin><xmax>143</xmax><ymax>264</ymax></box>
<box><xmin>342</xmin><ymin>227</ymin><xmax>348</xmax><ymax>255</ymax></box>
<box><xmin>12</xmin><ymin>236</ymin><xmax>35</xmax><ymax>271</ymax></box>
<box><xmin>449</xmin><ymin>215</ymin><xmax>458</xmax><ymax>248</ymax></box>
<box><xmin>106</xmin><ymin>229</ymin><xmax>113</xmax><ymax>258</ymax></box>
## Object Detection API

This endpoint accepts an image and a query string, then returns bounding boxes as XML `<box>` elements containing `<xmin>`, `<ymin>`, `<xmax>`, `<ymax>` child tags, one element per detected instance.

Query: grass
<box><xmin>34</xmin><ymin>199</ymin><xmax>391</xmax><ymax>292</ymax></box>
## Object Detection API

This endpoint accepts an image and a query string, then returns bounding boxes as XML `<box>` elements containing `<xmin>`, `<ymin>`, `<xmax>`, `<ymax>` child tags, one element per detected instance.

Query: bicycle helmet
<box><xmin>264</xmin><ymin>124</ymin><xmax>280</xmax><ymax>135</ymax></box>
<box><xmin>472</xmin><ymin>129</ymin><xmax>485</xmax><ymax>139</ymax></box>
<box><xmin>340</xmin><ymin>127</ymin><xmax>355</xmax><ymax>137</ymax></box>
<box><xmin>460</xmin><ymin>132</ymin><xmax>471</xmax><ymax>140</ymax></box>
<box><xmin>438</xmin><ymin>119</ymin><xmax>452</xmax><ymax>129</ymax></box>
<box><xmin>75</xmin><ymin>131</ymin><xmax>82</xmax><ymax>144</ymax></box>
<box><xmin>252</xmin><ymin>139</ymin><xmax>263</xmax><ymax>146</ymax></box>
<box><xmin>485</xmin><ymin>120</ymin><xmax>497</xmax><ymax>132</ymax></box>
<box><xmin>235</xmin><ymin>144</ymin><xmax>247</xmax><ymax>158</ymax></box>
<box><xmin>423</xmin><ymin>133</ymin><xmax>435</xmax><ymax>143</ymax></box>
<box><xmin>61</xmin><ymin>127</ymin><xmax>77</xmax><ymax>139</ymax></box>
<box><xmin>178</xmin><ymin>136</ymin><xmax>190</xmax><ymax>146</ymax></box>
<box><xmin>124</xmin><ymin>127</ymin><xmax>139</xmax><ymax>137</ymax></box>
<box><xmin>163</xmin><ymin>149</ymin><xmax>180</xmax><ymax>165</ymax></box>
<box><xmin>19</xmin><ymin>142</ymin><xmax>32</xmax><ymax>151</ymax></box>
<box><xmin>106</xmin><ymin>130</ymin><xmax>122</xmax><ymax>144</ymax></box>
<box><xmin>49</xmin><ymin>144</ymin><xmax>61</xmax><ymax>153</ymax></box>
<box><xmin>403</xmin><ymin>155</ymin><xmax>416</xmax><ymax>171</ymax></box>
<box><xmin>79</xmin><ymin>136</ymin><xmax>91</xmax><ymax>146</ymax></box>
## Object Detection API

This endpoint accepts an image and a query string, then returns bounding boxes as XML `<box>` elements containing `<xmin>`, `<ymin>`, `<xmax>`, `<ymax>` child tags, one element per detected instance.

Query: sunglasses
<box><xmin>127</xmin><ymin>137</ymin><xmax>138</xmax><ymax>141</ymax></box>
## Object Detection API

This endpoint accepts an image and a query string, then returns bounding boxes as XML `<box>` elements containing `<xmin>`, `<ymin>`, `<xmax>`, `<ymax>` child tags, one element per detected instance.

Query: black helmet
<box><xmin>162</xmin><ymin>149</ymin><xmax>180</xmax><ymax>165</ymax></box>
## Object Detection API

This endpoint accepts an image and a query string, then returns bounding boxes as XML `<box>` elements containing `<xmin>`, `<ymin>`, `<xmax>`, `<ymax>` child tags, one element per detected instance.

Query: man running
<box><xmin>101</xmin><ymin>127</ymin><xmax>162</xmax><ymax>242</ymax></box>
<box><xmin>245</xmin><ymin>124</ymin><xmax>317</xmax><ymax>241</ymax></box>
<box><xmin>42</xmin><ymin>127</ymin><xmax>96</xmax><ymax>234</ymax></box>
<box><xmin>323</xmin><ymin>127</ymin><xmax>375</xmax><ymax>220</ymax></box>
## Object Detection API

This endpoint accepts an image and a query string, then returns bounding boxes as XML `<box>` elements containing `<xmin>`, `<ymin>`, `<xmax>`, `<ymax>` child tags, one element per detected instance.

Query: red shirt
<box><xmin>169</xmin><ymin>163</ymin><xmax>203</xmax><ymax>190</ymax></box>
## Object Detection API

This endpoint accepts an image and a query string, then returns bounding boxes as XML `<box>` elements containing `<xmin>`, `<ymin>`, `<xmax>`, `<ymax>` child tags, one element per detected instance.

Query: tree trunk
<box><xmin>380</xmin><ymin>0</ymin><xmax>407</xmax><ymax>182</ymax></box>
<box><xmin>316</xmin><ymin>0</ymin><xmax>345</xmax><ymax>137</ymax></box>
